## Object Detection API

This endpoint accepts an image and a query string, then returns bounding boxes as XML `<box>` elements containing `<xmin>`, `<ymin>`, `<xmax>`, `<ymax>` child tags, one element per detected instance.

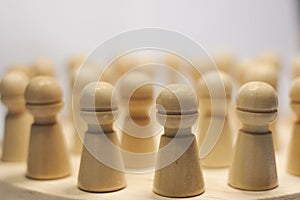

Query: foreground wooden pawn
<box><xmin>241</xmin><ymin>64</ymin><xmax>279</xmax><ymax>149</ymax></box>
<box><xmin>0</xmin><ymin>72</ymin><xmax>32</xmax><ymax>162</ymax></box>
<box><xmin>78</xmin><ymin>82</ymin><xmax>126</xmax><ymax>192</ymax></box>
<box><xmin>287</xmin><ymin>78</ymin><xmax>300</xmax><ymax>176</ymax></box>
<box><xmin>153</xmin><ymin>84</ymin><xmax>204</xmax><ymax>198</ymax></box>
<box><xmin>197</xmin><ymin>71</ymin><xmax>233</xmax><ymax>168</ymax></box>
<box><xmin>228</xmin><ymin>81</ymin><xmax>278</xmax><ymax>191</ymax></box>
<box><xmin>25</xmin><ymin>76</ymin><xmax>70</xmax><ymax>180</ymax></box>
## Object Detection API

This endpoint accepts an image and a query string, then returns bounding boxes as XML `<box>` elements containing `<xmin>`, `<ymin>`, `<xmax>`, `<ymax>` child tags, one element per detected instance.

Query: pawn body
<box><xmin>197</xmin><ymin>71</ymin><xmax>233</xmax><ymax>167</ymax></box>
<box><xmin>0</xmin><ymin>72</ymin><xmax>32</xmax><ymax>162</ymax></box>
<box><xmin>228</xmin><ymin>82</ymin><xmax>278</xmax><ymax>191</ymax></box>
<box><xmin>25</xmin><ymin>76</ymin><xmax>70</xmax><ymax>180</ymax></box>
<box><xmin>153</xmin><ymin>84</ymin><xmax>204</xmax><ymax>198</ymax></box>
<box><xmin>78</xmin><ymin>82</ymin><xmax>126</xmax><ymax>192</ymax></box>
<box><xmin>118</xmin><ymin>72</ymin><xmax>157</xmax><ymax>170</ymax></box>
<box><xmin>287</xmin><ymin>78</ymin><xmax>300</xmax><ymax>176</ymax></box>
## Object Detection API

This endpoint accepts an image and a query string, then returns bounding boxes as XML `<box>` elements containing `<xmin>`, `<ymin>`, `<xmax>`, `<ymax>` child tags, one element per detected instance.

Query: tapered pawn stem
<box><xmin>25</xmin><ymin>76</ymin><xmax>70</xmax><ymax>180</ymax></box>
<box><xmin>228</xmin><ymin>81</ymin><xmax>278</xmax><ymax>191</ymax></box>
<box><xmin>0</xmin><ymin>71</ymin><xmax>32</xmax><ymax>162</ymax></box>
<box><xmin>287</xmin><ymin>78</ymin><xmax>300</xmax><ymax>176</ymax></box>
<box><xmin>153</xmin><ymin>84</ymin><xmax>205</xmax><ymax>198</ymax></box>
<box><xmin>78</xmin><ymin>82</ymin><xmax>126</xmax><ymax>192</ymax></box>
<box><xmin>197</xmin><ymin>71</ymin><xmax>233</xmax><ymax>167</ymax></box>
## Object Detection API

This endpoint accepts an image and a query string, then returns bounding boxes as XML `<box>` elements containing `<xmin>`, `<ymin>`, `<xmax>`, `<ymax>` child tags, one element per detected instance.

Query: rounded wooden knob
<box><xmin>213</xmin><ymin>51</ymin><xmax>235</xmax><ymax>72</ymax></box>
<box><xmin>197</xmin><ymin>70</ymin><xmax>232</xmax><ymax>99</ymax></box>
<box><xmin>242</xmin><ymin>63</ymin><xmax>278</xmax><ymax>89</ymax></box>
<box><xmin>237</xmin><ymin>82</ymin><xmax>277</xmax><ymax>113</ymax></box>
<box><xmin>80</xmin><ymin>82</ymin><xmax>117</xmax><ymax>112</ymax></box>
<box><xmin>7</xmin><ymin>64</ymin><xmax>33</xmax><ymax>78</ymax></box>
<box><xmin>32</xmin><ymin>58</ymin><xmax>55</xmax><ymax>77</ymax></box>
<box><xmin>258</xmin><ymin>51</ymin><xmax>280</xmax><ymax>69</ymax></box>
<box><xmin>293</xmin><ymin>56</ymin><xmax>300</xmax><ymax>78</ymax></box>
<box><xmin>236</xmin><ymin>82</ymin><xmax>278</xmax><ymax>129</ymax></box>
<box><xmin>25</xmin><ymin>76</ymin><xmax>62</xmax><ymax>104</ymax></box>
<box><xmin>119</xmin><ymin>71</ymin><xmax>153</xmax><ymax>101</ymax></box>
<box><xmin>0</xmin><ymin>71</ymin><xmax>29</xmax><ymax>112</ymax></box>
<box><xmin>290</xmin><ymin>77</ymin><xmax>300</xmax><ymax>116</ymax></box>
<box><xmin>68</xmin><ymin>54</ymin><xmax>85</xmax><ymax>73</ymax></box>
<box><xmin>157</xmin><ymin>84</ymin><xmax>198</xmax><ymax>115</ymax></box>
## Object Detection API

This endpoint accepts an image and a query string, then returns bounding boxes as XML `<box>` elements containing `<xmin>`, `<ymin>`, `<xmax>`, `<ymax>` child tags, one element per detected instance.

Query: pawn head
<box><xmin>25</xmin><ymin>76</ymin><xmax>63</xmax><ymax>118</ymax></box>
<box><xmin>236</xmin><ymin>81</ymin><xmax>278</xmax><ymax>127</ymax></box>
<box><xmin>0</xmin><ymin>71</ymin><xmax>29</xmax><ymax>113</ymax></box>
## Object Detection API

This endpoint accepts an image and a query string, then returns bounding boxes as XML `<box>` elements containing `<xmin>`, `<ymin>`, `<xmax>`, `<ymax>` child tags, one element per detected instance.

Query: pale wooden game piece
<box><xmin>78</xmin><ymin>82</ymin><xmax>126</xmax><ymax>192</ymax></box>
<box><xmin>25</xmin><ymin>76</ymin><xmax>70</xmax><ymax>180</ymax></box>
<box><xmin>68</xmin><ymin>54</ymin><xmax>86</xmax><ymax>75</ymax></box>
<box><xmin>235</xmin><ymin>59</ymin><xmax>257</xmax><ymax>85</ymax></box>
<box><xmin>164</xmin><ymin>54</ymin><xmax>181</xmax><ymax>84</ymax></box>
<box><xmin>7</xmin><ymin>64</ymin><xmax>34</xmax><ymax>78</ymax></box>
<box><xmin>258</xmin><ymin>51</ymin><xmax>280</xmax><ymax>70</ymax></box>
<box><xmin>0</xmin><ymin>71</ymin><xmax>32</xmax><ymax>162</ymax></box>
<box><xmin>118</xmin><ymin>71</ymin><xmax>156</xmax><ymax>169</ymax></box>
<box><xmin>68</xmin><ymin>55</ymin><xmax>86</xmax><ymax>154</ymax></box>
<box><xmin>213</xmin><ymin>51</ymin><xmax>235</xmax><ymax>73</ymax></box>
<box><xmin>292</xmin><ymin>55</ymin><xmax>300</xmax><ymax>78</ymax></box>
<box><xmin>228</xmin><ymin>81</ymin><xmax>278</xmax><ymax>191</ymax></box>
<box><xmin>153</xmin><ymin>84</ymin><xmax>205</xmax><ymax>198</ymax></box>
<box><xmin>241</xmin><ymin>63</ymin><xmax>279</xmax><ymax>149</ymax></box>
<box><xmin>197</xmin><ymin>71</ymin><xmax>234</xmax><ymax>167</ymax></box>
<box><xmin>32</xmin><ymin>58</ymin><xmax>56</xmax><ymax>77</ymax></box>
<box><xmin>287</xmin><ymin>77</ymin><xmax>300</xmax><ymax>176</ymax></box>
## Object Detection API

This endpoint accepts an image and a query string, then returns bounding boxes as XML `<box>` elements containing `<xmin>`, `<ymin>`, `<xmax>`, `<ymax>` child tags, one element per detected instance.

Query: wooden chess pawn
<box><xmin>164</xmin><ymin>54</ymin><xmax>181</xmax><ymax>84</ymax></box>
<box><xmin>118</xmin><ymin>71</ymin><xmax>157</xmax><ymax>170</ymax></box>
<box><xmin>0</xmin><ymin>71</ymin><xmax>32</xmax><ymax>162</ymax></box>
<box><xmin>25</xmin><ymin>76</ymin><xmax>70</xmax><ymax>180</ymax></box>
<box><xmin>153</xmin><ymin>84</ymin><xmax>205</xmax><ymax>198</ymax></box>
<box><xmin>68</xmin><ymin>55</ymin><xmax>86</xmax><ymax>154</ymax></box>
<box><xmin>241</xmin><ymin>63</ymin><xmax>279</xmax><ymax>150</ymax></box>
<box><xmin>287</xmin><ymin>77</ymin><xmax>300</xmax><ymax>176</ymax></box>
<box><xmin>78</xmin><ymin>82</ymin><xmax>126</xmax><ymax>192</ymax></box>
<box><xmin>292</xmin><ymin>55</ymin><xmax>300</xmax><ymax>79</ymax></box>
<box><xmin>228</xmin><ymin>81</ymin><xmax>278</xmax><ymax>191</ymax></box>
<box><xmin>32</xmin><ymin>58</ymin><xmax>56</xmax><ymax>77</ymax></box>
<box><xmin>213</xmin><ymin>51</ymin><xmax>235</xmax><ymax>73</ymax></box>
<box><xmin>7</xmin><ymin>64</ymin><xmax>34</xmax><ymax>78</ymax></box>
<box><xmin>197</xmin><ymin>71</ymin><xmax>233</xmax><ymax>167</ymax></box>
<box><xmin>258</xmin><ymin>51</ymin><xmax>280</xmax><ymax>70</ymax></box>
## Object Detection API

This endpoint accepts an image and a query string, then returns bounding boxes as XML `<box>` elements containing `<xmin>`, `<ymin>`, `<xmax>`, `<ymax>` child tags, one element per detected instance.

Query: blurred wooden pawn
<box><xmin>228</xmin><ymin>81</ymin><xmax>278</xmax><ymax>191</ymax></box>
<box><xmin>25</xmin><ymin>76</ymin><xmax>70</xmax><ymax>180</ymax></box>
<box><xmin>197</xmin><ymin>71</ymin><xmax>234</xmax><ymax>167</ymax></box>
<box><xmin>258</xmin><ymin>51</ymin><xmax>280</xmax><ymax>70</ymax></box>
<box><xmin>213</xmin><ymin>51</ymin><xmax>235</xmax><ymax>74</ymax></box>
<box><xmin>118</xmin><ymin>72</ymin><xmax>156</xmax><ymax>170</ymax></box>
<box><xmin>292</xmin><ymin>55</ymin><xmax>300</xmax><ymax>79</ymax></box>
<box><xmin>153</xmin><ymin>84</ymin><xmax>204</xmax><ymax>198</ymax></box>
<box><xmin>7</xmin><ymin>64</ymin><xmax>34</xmax><ymax>78</ymax></box>
<box><xmin>164</xmin><ymin>54</ymin><xmax>181</xmax><ymax>84</ymax></box>
<box><xmin>0</xmin><ymin>71</ymin><xmax>32</xmax><ymax>162</ymax></box>
<box><xmin>78</xmin><ymin>82</ymin><xmax>126</xmax><ymax>192</ymax></box>
<box><xmin>287</xmin><ymin>78</ymin><xmax>300</xmax><ymax>176</ymax></box>
<box><xmin>32</xmin><ymin>58</ymin><xmax>56</xmax><ymax>77</ymax></box>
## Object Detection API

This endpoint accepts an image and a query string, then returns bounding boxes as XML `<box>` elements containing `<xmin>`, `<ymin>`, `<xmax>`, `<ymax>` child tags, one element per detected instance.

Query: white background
<box><xmin>0</xmin><ymin>0</ymin><xmax>299</xmax><ymax>138</ymax></box>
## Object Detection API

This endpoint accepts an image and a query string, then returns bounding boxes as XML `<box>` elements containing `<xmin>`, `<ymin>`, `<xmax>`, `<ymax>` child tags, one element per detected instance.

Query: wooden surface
<box><xmin>0</xmin><ymin>116</ymin><xmax>300</xmax><ymax>199</ymax></box>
